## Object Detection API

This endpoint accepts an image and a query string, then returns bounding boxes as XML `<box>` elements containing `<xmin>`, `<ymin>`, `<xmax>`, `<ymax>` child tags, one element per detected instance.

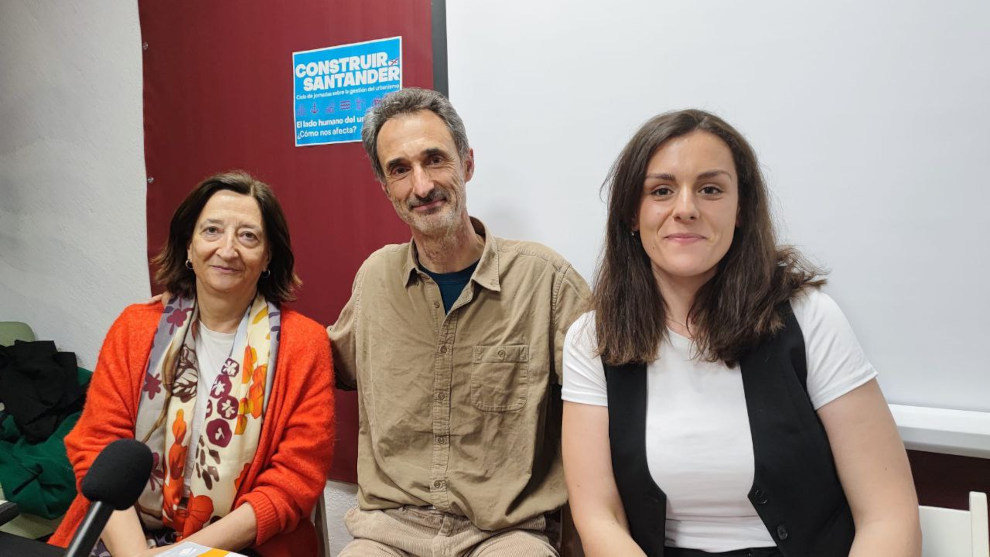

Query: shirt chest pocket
<box><xmin>470</xmin><ymin>344</ymin><xmax>529</xmax><ymax>412</ymax></box>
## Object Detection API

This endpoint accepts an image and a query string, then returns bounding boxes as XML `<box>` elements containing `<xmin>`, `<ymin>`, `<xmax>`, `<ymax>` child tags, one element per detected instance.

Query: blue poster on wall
<box><xmin>293</xmin><ymin>36</ymin><xmax>402</xmax><ymax>147</ymax></box>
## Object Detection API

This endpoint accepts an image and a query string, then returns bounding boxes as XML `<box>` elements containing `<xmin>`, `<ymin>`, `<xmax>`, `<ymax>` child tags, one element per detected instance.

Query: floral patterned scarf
<box><xmin>133</xmin><ymin>294</ymin><xmax>279</xmax><ymax>537</ymax></box>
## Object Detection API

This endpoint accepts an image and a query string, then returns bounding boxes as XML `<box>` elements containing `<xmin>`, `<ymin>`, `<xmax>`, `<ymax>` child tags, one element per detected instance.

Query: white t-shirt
<box><xmin>561</xmin><ymin>288</ymin><xmax>877</xmax><ymax>552</ymax></box>
<box><xmin>183</xmin><ymin>324</ymin><xmax>235</xmax><ymax>494</ymax></box>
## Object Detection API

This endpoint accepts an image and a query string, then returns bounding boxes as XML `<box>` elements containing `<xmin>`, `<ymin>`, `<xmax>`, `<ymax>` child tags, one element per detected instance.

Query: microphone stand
<box><xmin>64</xmin><ymin>502</ymin><xmax>114</xmax><ymax>557</ymax></box>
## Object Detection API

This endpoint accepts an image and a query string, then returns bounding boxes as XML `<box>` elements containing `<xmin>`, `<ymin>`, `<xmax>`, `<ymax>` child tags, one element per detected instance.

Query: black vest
<box><xmin>604</xmin><ymin>304</ymin><xmax>854</xmax><ymax>557</ymax></box>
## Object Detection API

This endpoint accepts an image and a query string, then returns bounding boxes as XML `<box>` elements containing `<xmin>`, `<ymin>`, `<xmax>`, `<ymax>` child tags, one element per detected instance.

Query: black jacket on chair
<box><xmin>604</xmin><ymin>303</ymin><xmax>854</xmax><ymax>557</ymax></box>
<box><xmin>0</xmin><ymin>340</ymin><xmax>84</xmax><ymax>443</ymax></box>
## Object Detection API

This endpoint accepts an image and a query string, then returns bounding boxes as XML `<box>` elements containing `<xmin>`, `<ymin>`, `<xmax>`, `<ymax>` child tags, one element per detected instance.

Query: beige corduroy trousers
<box><xmin>338</xmin><ymin>506</ymin><xmax>558</xmax><ymax>557</ymax></box>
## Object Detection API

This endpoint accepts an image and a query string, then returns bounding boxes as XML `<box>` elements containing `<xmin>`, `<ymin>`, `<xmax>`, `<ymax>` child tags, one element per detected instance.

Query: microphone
<box><xmin>64</xmin><ymin>438</ymin><xmax>154</xmax><ymax>557</ymax></box>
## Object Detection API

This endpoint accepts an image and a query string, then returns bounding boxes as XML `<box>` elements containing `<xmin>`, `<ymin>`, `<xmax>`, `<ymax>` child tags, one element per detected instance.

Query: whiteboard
<box><xmin>447</xmin><ymin>1</ymin><xmax>990</xmax><ymax>412</ymax></box>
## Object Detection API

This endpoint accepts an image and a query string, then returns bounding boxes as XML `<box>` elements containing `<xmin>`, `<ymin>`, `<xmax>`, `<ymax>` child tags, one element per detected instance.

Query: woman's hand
<box><xmin>145</xmin><ymin>291</ymin><xmax>170</xmax><ymax>307</ymax></box>
<box><xmin>127</xmin><ymin>504</ymin><xmax>257</xmax><ymax>556</ymax></box>
<box><xmin>178</xmin><ymin>502</ymin><xmax>257</xmax><ymax>553</ymax></box>
<box><xmin>818</xmin><ymin>379</ymin><xmax>921</xmax><ymax>557</ymax></box>
<box><xmin>562</xmin><ymin>401</ymin><xmax>647</xmax><ymax>557</ymax></box>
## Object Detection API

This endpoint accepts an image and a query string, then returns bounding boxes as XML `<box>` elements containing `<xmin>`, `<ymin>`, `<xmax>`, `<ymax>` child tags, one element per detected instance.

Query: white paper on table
<box><xmin>155</xmin><ymin>541</ymin><xmax>248</xmax><ymax>557</ymax></box>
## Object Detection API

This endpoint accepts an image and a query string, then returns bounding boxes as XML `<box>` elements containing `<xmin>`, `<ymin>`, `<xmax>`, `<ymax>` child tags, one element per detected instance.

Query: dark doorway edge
<box><xmin>431</xmin><ymin>0</ymin><xmax>449</xmax><ymax>97</ymax></box>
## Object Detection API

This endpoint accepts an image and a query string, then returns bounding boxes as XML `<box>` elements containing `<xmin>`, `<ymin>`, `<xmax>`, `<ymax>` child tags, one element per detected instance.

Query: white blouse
<box><xmin>561</xmin><ymin>288</ymin><xmax>877</xmax><ymax>551</ymax></box>
<box><xmin>183</xmin><ymin>324</ymin><xmax>235</xmax><ymax>496</ymax></box>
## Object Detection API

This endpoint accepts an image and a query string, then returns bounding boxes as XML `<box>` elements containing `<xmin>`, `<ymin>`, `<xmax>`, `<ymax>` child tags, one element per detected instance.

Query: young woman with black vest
<box><xmin>561</xmin><ymin>110</ymin><xmax>920</xmax><ymax>557</ymax></box>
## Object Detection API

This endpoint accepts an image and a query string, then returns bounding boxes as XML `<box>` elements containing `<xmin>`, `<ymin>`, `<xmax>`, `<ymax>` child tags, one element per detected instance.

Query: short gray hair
<box><xmin>361</xmin><ymin>88</ymin><xmax>470</xmax><ymax>182</ymax></box>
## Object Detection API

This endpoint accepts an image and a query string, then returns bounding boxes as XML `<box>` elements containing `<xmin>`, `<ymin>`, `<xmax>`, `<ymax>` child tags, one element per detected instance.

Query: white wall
<box><xmin>0</xmin><ymin>1</ymin><xmax>150</xmax><ymax>369</ymax></box>
<box><xmin>448</xmin><ymin>0</ymin><xmax>990</xmax><ymax>412</ymax></box>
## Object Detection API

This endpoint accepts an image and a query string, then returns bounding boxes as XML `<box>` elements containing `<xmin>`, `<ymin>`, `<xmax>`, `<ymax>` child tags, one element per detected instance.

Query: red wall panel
<box><xmin>909</xmin><ymin>450</ymin><xmax>990</xmax><ymax>509</ymax></box>
<box><xmin>909</xmin><ymin>451</ymin><xmax>990</xmax><ymax>547</ymax></box>
<box><xmin>139</xmin><ymin>1</ymin><xmax>435</xmax><ymax>482</ymax></box>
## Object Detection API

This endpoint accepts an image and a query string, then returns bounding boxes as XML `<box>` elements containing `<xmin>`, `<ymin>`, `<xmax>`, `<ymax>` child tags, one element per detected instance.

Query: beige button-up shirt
<box><xmin>329</xmin><ymin>218</ymin><xmax>590</xmax><ymax>530</ymax></box>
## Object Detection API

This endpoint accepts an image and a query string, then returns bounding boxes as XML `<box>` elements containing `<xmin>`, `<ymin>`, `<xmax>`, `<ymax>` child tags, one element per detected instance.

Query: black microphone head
<box><xmin>80</xmin><ymin>438</ymin><xmax>154</xmax><ymax>511</ymax></box>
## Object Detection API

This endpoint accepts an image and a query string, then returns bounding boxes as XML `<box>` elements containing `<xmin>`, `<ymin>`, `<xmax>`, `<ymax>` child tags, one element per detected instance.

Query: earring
<box><xmin>630</xmin><ymin>230</ymin><xmax>638</xmax><ymax>237</ymax></box>
<box><xmin>261</xmin><ymin>268</ymin><xmax>271</xmax><ymax>278</ymax></box>
<box><xmin>185</xmin><ymin>259</ymin><xmax>193</xmax><ymax>270</ymax></box>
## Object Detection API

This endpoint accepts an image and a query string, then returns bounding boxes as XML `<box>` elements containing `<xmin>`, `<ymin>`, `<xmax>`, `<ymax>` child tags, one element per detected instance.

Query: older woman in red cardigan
<box><xmin>50</xmin><ymin>171</ymin><xmax>334</xmax><ymax>557</ymax></box>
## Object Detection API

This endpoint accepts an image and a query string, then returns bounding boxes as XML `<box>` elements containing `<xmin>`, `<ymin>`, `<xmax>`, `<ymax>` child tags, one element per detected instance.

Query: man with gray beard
<box><xmin>328</xmin><ymin>88</ymin><xmax>589</xmax><ymax>556</ymax></box>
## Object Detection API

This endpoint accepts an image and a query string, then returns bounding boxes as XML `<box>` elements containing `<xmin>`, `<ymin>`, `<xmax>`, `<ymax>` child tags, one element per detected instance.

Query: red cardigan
<box><xmin>49</xmin><ymin>302</ymin><xmax>334</xmax><ymax>556</ymax></box>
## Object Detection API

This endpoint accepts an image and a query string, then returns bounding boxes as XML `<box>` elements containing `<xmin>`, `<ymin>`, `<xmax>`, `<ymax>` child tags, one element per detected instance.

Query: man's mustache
<box><xmin>408</xmin><ymin>189</ymin><xmax>448</xmax><ymax>209</ymax></box>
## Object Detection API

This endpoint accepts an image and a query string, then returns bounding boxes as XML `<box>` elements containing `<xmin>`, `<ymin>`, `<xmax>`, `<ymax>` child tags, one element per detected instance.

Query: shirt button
<box><xmin>433</xmin><ymin>301</ymin><xmax>440</xmax><ymax>308</ymax></box>
<box><xmin>436</xmin><ymin>392</ymin><xmax>446</xmax><ymax>401</ymax></box>
<box><xmin>436</xmin><ymin>435</ymin><xmax>447</xmax><ymax>445</ymax></box>
<box><xmin>497</xmin><ymin>349</ymin><xmax>506</xmax><ymax>359</ymax></box>
<box><xmin>433</xmin><ymin>480</ymin><xmax>444</xmax><ymax>489</ymax></box>
<box><xmin>440</xmin><ymin>346</ymin><xmax>448</xmax><ymax>354</ymax></box>
<box><xmin>776</xmin><ymin>524</ymin><xmax>789</xmax><ymax>540</ymax></box>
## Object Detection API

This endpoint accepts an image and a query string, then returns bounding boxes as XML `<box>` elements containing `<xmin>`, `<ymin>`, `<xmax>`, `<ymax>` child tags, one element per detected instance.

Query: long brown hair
<box><xmin>593</xmin><ymin>109</ymin><xmax>824</xmax><ymax>367</ymax></box>
<box><xmin>153</xmin><ymin>170</ymin><xmax>301</xmax><ymax>304</ymax></box>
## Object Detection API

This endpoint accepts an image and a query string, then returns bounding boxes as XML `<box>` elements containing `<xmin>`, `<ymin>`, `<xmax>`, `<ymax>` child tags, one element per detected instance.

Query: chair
<box><xmin>920</xmin><ymin>491</ymin><xmax>989</xmax><ymax>557</ymax></box>
<box><xmin>315</xmin><ymin>490</ymin><xmax>330</xmax><ymax>557</ymax></box>
<box><xmin>0</xmin><ymin>322</ymin><xmax>36</xmax><ymax>346</ymax></box>
<box><xmin>316</xmin><ymin>480</ymin><xmax>360</xmax><ymax>557</ymax></box>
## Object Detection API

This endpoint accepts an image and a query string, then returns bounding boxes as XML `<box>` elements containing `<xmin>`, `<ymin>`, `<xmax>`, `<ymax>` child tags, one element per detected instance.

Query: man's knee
<box><xmin>469</xmin><ymin>529</ymin><xmax>559</xmax><ymax>557</ymax></box>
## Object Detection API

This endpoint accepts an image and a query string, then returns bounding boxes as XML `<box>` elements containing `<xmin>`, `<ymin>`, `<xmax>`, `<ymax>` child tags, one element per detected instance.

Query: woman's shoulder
<box><xmin>91</xmin><ymin>301</ymin><xmax>163</xmax><ymax>374</ymax></box>
<box><xmin>789</xmin><ymin>286</ymin><xmax>847</xmax><ymax>329</ymax></box>
<box><xmin>106</xmin><ymin>300</ymin><xmax>164</xmax><ymax>335</ymax></box>
<box><xmin>278</xmin><ymin>308</ymin><xmax>331</xmax><ymax>345</ymax></box>
<box><xmin>567</xmin><ymin>310</ymin><xmax>596</xmax><ymax>336</ymax></box>
<box><xmin>121</xmin><ymin>299</ymin><xmax>166</xmax><ymax>318</ymax></box>
<box><xmin>565</xmin><ymin>310</ymin><xmax>598</xmax><ymax>352</ymax></box>
<box><xmin>788</xmin><ymin>288</ymin><xmax>876</xmax><ymax>408</ymax></box>
<box><xmin>273</xmin><ymin>309</ymin><xmax>332</xmax><ymax>391</ymax></box>
<box><xmin>279</xmin><ymin>307</ymin><xmax>322</xmax><ymax>330</ymax></box>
